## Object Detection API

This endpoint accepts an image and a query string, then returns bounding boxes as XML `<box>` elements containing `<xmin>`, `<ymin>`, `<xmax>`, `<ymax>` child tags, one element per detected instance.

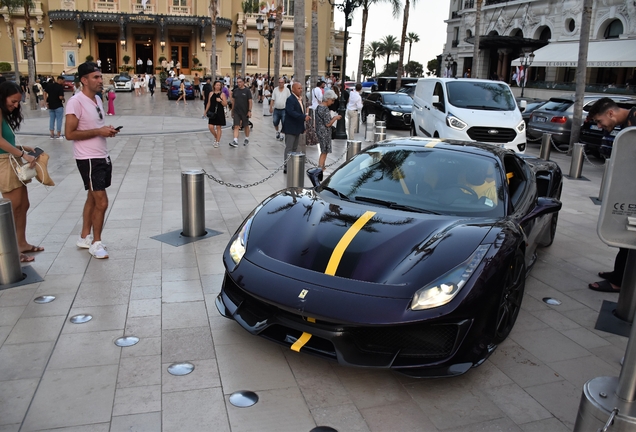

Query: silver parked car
<box><xmin>527</xmin><ymin>94</ymin><xmax>631</xmax><ymax>147</ymax></box>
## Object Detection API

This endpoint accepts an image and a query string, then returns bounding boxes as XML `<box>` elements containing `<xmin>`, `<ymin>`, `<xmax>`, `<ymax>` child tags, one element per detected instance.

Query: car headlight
<box><xmin>390</xmin><ymin>111</ymin><xmax>403</xmax><ymax>116</ymax></box>
<box><xmin>446</xmin><ymin>112</ymin><xmax>467</xmax><ymax>131</ymax></box>
<box><xmin>411</xmin><ymin>244</ymin><xmax>491</xmax><ymax>310</ymax></box>
<box><xmin>229</xmin><ymin>218</ymin><xmax>252</xmax><ymax>265</ymax></box>
<box><xmin>516</xmin><ymin>121</ymin><xmax>525</xmax><ymax>133</ymax></box>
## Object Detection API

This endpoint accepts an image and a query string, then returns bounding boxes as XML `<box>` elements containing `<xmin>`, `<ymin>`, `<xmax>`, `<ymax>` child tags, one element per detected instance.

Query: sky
<box><xmin>333</xmin><ymin>0</ymin><xmax>451</xmax><ymax>78</ymax></box>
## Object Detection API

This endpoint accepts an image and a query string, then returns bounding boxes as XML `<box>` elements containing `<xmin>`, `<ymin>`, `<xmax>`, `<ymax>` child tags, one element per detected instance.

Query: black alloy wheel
<box><xmin>494</xmin><ymin>249</ymin><xmax>526</xmax><ymax>344</ymax></box>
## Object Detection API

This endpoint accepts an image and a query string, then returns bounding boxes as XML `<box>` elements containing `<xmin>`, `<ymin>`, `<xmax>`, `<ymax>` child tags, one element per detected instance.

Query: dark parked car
<box><xmin>527</xmin><ymin>95</ymin><xmax>631</xmax><ymax>147</ymax></box>
<box><xmin>113</xmin><ymin>75</ymin><xmax>133</xmax><ymax>92</ymax></box>
<box><xmin>167</xmin><ymin>79</ymin><xmax>195</xmax><ymax>100</ymax></box>
<box><xmin>516</xmin><ymin>97</ymin><xmax>547</xmax><ymax>125</ymax></box>
<box><xmin>161</xmin><ymin>76</ymin><xmax>174</xmax><ymax>92</ymax></box>
<box><xmin>580</xmin><ymin>98</ymin><xmax>636</xmax><ymax>158</ymax></box>
<box><xmin>398</xmin><ymin>83</ymin><xmax>416</xmax><ymax>98</ymax></box>
<box><xmin>361</xmin><ymin>91</ymin><xmax>413</xmax><ymax>129</ymax></box>
<box><xmin>62</xmin><ymin>74</ymin><xmax>76</xmax><ymax>92</ymax></box>
<box><xmin>216</xmin><ymin>138</ymin><xmax>562</xmax><ymax>377</ymax></box>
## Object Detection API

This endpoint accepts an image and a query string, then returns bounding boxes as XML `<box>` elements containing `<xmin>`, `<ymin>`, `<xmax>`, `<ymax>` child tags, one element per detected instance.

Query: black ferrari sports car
<box><xmin>216</xmin><ymin>138</ymin><xmax>563</xmax><ymax>377</ymax></box>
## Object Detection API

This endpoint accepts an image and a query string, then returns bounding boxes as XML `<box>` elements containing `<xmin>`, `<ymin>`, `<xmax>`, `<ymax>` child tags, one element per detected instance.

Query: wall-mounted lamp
<box><xmin>200</xmin><ymin>40</ymin><xmax>206</xmax><ymax>50</ymax></box>
<box><xmin>160</xmin><ymin>39</ymin><xmax>165</xmax><ymax>52</ymax></box>
<box><xmin>76</xmin><ymin>33</ymin><xmax>82</xmax><ymax>48</ymax></box>
<box><xmin>120</xmin><ymin>38</ymin><xmax>126</xmax><ymax>50</ymax></box>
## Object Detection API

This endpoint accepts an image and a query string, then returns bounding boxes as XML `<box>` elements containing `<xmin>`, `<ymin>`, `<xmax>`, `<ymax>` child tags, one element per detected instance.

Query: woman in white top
<box><xmin>133</xmin><ymin>76</ymin><xmax>141</xmax><ymax>96</ymax></box>
<box><xmin>262</xmin><ymin>84</ymin><xmax>272</xmax><ymax>116</ymax></box>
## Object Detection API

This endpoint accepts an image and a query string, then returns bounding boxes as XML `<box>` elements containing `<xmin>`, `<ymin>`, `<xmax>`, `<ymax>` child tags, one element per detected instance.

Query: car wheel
<box><xmin>410</xmin><ymin>122</ymin><xmax>417</xmax><ymax>137</ymax></box>
<box><xmin>493</xmin><ymin>249</ymin><xmax>526</xmax><ymax>344</ymax></box>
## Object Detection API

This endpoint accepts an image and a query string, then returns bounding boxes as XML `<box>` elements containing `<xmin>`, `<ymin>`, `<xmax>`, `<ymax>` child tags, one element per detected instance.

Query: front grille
<box><xmin>467</xmin><ymin>126</ymin><xmax>517</xmax><ymax>143</ymax></box>
<box><xmin>348</xmin><ymin>324</ymin><xmax>459</xmax><ymax>359</ymax></box>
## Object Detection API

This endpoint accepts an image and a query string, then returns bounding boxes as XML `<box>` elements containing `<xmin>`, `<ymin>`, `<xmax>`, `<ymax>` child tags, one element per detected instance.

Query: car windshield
<box><xmin>114</xmin><ymin>76</ymin><xmax>130</xmax><ymax>82</ymax></box>
<box><xmin>383</xmin><ymin>94</ymin><xmax>413</xmax><ymax>105</ymax></box>
<box><xmin>62</xmin><ymin>75</ymin><xmax>75</xmax><ymax>81</ymax></box>
<box><xmin>322</xmin><ymin>147</ymin><xmax>504</xmax><ymax>217</ymax></box>
<box><xmin>540</xmin><ymin>99</ymin><xmax>573</xmax><ymax>112</ymax></box>
<box><xmin>446</xmin><ymin>81</ymin><xmax>516</xmax><ymax>111</ymax></box>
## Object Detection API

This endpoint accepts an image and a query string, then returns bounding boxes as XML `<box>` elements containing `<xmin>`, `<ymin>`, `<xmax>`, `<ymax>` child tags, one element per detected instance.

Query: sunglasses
<box><xmin>96</xmin><ymin>105</ymin><xmax>103</xmax><ymax>120</ymax></box>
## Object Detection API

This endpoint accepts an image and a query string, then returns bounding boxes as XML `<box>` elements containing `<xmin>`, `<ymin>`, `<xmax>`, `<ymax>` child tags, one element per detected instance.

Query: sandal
<box><xmin>598</xmin><ymin>271</ymin><xmax>613</xmax><ymax>280</ymax></box>
<box><xmin>21</xmin><ymin>245</ymin><xmax>44</xmax><ymax>253</ymax></box>
<box><xmin>20</xmin><ymin>253</ymin><xmax>34</xmax><ymax>263</ymax></box>
<box><xmin>589</xmin><ymin>280</ymin><xmax>621</xmax><ymax>293</ymax></box>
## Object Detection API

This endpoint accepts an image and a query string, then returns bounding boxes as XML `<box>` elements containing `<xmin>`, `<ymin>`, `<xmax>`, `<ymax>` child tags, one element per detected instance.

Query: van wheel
<box><xmin>410</xmin><ymin>123</ymin><xmax>416</xmax><ymax>136</ymax></box>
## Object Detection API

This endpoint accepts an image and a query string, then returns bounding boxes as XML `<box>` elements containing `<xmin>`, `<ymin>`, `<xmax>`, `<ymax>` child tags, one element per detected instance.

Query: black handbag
<box><xmin>207</xmin><ymin>106</ymin><xmax>218</xmax><ymax>120</ymax></box>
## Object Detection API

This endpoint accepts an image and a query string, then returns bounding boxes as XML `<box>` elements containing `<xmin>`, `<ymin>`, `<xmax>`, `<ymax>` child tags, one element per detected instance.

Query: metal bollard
<box><xmin>598</xmin><ymin>158</ymin><xmax>611</xmax><ymax>203</ymax></box>
<box><xmin>287</xmin><ymin>152</ymin><xmax>305</xmax><ymax>188</ymax></box>
<box><xmin>365</xmin><ymin>114</ymin><xmax>376</xmax><ymax>141</ymax></box>
<box><xmin>375</xmin><ymin>120</ymin><xmax>386</xmax><ymax>129</ymax></box>
<box><xmin>0</xmin><ymin>199</ymin><xmax>23</xmax><ymax>285</ymax></box>
<box><xmin>181</xmin><ymin>170</ymin><xmax>206</xmax><ymax>238</ymax></box>
<box><xmin>539</xmin><ymin>133</ymin><xmax>551</xmax><ymax>160</ymax></box>
<box><xmin>346</xmin><ymin>140</ymin><xmax>362</xmax><ymax>161</ymax></box>
<box><xmin>568</xmin><ymin>143</ymin><xmax>585</xmax><ymax>178</ymax></box>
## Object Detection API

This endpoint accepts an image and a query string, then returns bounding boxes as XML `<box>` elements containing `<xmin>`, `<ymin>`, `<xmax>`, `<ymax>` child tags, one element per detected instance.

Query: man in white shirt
<box><xmin>311</xmin><ymin>81</ymin><xmax>324</xmax><ymax>110</ymax></box>
<box><xmin>146</xmin><ymin>58</ymin><xmax>153</xmax><ymax>74</ymax></box>
<box><xmin>346</xmin><ymin>83</ymin><xmax>363</xmax><ymax>139</ymax></box>
<box><xmin>270</xmin><ymin>78</ymin><xmax>291</xmax><ymax>141</ymax></box>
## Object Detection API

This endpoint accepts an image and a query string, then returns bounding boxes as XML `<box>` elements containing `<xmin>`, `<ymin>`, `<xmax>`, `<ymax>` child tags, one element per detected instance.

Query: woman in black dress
<box><xmin>204</xmin><ymin>81</ymin><xmax>227</xmax><ymax>147</ymax></box>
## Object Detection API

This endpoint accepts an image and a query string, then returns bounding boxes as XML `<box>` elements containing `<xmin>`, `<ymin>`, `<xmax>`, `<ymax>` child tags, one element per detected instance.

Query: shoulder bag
<box><xmin>305</xmin><ymin>110</ymin><xmax>319</xmax><ymax>146</ymax></box>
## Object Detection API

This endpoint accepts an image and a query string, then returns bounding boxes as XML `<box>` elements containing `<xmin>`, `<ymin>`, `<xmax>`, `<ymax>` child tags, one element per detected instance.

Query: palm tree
<box><xmin>378</xmin><ymin>35</ymin><xmax>399</xmax><ymax>72</ymax></box>
<box><xmin>355</xmin><ymin>0</ymin><xmax>401</xmax><ymax>83</ymax></box>
<box><xmin>241</xmin><ymin>1</ymin><xmax>252</xmax><ymax>79</ymax></box>
<box><xmin>405</xmin><ymin>32</ymin><xmax>419</xmax><ymax>66</ymax></box>
<box><xmin>273</xmin><ymin>0</ymin><xmax>283</xmax><ymax>82</ymax></box>
<box><xmin>364</xmin><ymin>41</ymin><xmax>382</xmax><ymax>76</ymax></box>
<box><xmin>209</xmin><ymin>0</ymin><xmax>219</xmax><ymax>79</ymax></box>
<box><xmin>395</xmin><ymin>0</ymin><xmax>419</xmax><ymax>88</ymax></box>
<box><xmin>293</xmin><ymin>0</ymin><xmax>306</xmax><ymax>99</ymax></box>
<box><xmin>23</xmin><ymin>0</ymin><xmax>36</xmax><ymax>110</ymax></box>
<box><xmin>310</xmin><ymin>0</ymin><xmax>318</xmax><ymax>88</ymax></box>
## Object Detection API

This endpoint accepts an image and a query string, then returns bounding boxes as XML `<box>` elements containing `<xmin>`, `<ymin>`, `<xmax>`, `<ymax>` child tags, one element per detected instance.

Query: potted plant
<box><xmin>159</xmin><ymin>70</ymin><xmax>167</xmax><ymax>91</ymax></box>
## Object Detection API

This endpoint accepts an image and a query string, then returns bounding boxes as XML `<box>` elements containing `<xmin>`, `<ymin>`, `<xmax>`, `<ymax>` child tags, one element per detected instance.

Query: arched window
<box><xmin>604</xmin><ymin>19</ymin><xmax>623</xmax><ymax>39</ymax></box>
<box><xmin>511</xmin><ymin>28</ymin><xmax>523</xmax><ymax>38</ymax></box>
<box><xmin>488</xmin><ymin>30</ymin><xmax>499</xmax><ymax>36</ymax></box>
<box><xmin>539</xmin><ymin>27</ymin><xmax>551</xmax><ymax>41</ymax></box>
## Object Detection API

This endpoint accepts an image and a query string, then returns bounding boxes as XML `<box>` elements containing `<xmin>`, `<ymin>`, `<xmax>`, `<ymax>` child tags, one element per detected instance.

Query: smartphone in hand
<box><xmin>115</xmin><ymin>126</ymin><xmax>123</xmax><ymax>131</ymax></box>
<box><xmin>27</xmin><ymin>147</ymin><xmax>44</xmax><ymax>158</ymax></box>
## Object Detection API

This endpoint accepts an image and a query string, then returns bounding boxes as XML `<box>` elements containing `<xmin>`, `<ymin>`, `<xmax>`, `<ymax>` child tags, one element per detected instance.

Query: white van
<box><xmin>411</xmin><ymin>78</ymin><xmax>526</xmax><ymax>152</ymax></box>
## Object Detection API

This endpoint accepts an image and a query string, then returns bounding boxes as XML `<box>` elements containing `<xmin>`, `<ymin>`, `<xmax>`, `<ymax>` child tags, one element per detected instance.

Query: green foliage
<box><xmin>158</xmin><ymin>56</ymin><xmax>166</xmax><ymax>63</ymax></box>
<box><xmin>85</xmin><ymin>55</ymin><xmax>94</xmax><ymax>62</ymax></box>
<box><xmin>242</xmin><ymin>0</ymin><xmax>260</xmax><ymax>13</ymax></box>
<box><xmin>0</xmin><ymin>62</ymin><xmax>11</xmax><ymax>72</ymax></box>
<box><xmin>159</xmin><ymin>71</ymin><xmax>167</xmax><ymax>80</ymax></box>
<box><xmin>361</xmin><ymin>60</ymin><xmax>374</xmax><ymax>79</ymax></box>
<box><xmin>122</xmin><ymin>55</ymin><xmax>131</xmax><ymax>65</ymax></box>
<box><xmin>380</xmin><ymin>61</ymin><xmax>398</xmax><ymax>76</ymax></box>
<box><xmin>378</xmin><ymin>35</ymin><xmax>400</xmax><ymax>65</ymax></box>
<box><xmin>405</xmin><ymin>61</ymin><xmax>423</xmax><ymax>77</ymax></box>
<box><xmin>192</xmin><ymin>57</ymin><xmax>200</xmax><ymax>66</ymax></box>
<box><xmin>426</xmin><ymin>58</ymin><xmax>439</xmax><ymax>76</ymax></box>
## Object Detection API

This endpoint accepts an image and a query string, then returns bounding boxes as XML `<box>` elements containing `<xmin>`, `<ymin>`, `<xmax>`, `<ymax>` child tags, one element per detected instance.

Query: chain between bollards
<box><xmin>306</xmin><ymin>148</ymin><xmax>348</xmax><ymax>169</ymax></box>
<box><xmin>201</xmin><ymin>155</ymin><xmax>291</xmax><ymax>188</ymax></box>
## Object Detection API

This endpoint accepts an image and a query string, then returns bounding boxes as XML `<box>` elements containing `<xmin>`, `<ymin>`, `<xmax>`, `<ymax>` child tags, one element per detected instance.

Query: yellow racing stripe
<box><xmin>325</xmin><ymin>210</ymin><xmax>376</xmax><ymax>276</ymax></box>
<box><xmin>291</xmin><ymin>332</ymin><xmax>312</xmax><ymax>352</ymax></box>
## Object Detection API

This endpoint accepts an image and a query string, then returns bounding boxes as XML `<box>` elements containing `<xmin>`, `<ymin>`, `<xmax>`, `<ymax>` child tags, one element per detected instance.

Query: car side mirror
<box><xmin>521</xmin><ymin>197</ymin><xmax>562</xmax><ymax>224</ymax></box>
<box><xmin>431</xmin><ymin>95</ymin><xmax>439</xmax><ymax>104</ymax></box>
<box><xmin>307</xmin><ymin>167</ymin><xmax>323</xmax><ymax>187</ymax></box>
<box><xmin>519</xmin><ymin>100</ymin><xmax>527</xmax><ymax>112</ymax></box>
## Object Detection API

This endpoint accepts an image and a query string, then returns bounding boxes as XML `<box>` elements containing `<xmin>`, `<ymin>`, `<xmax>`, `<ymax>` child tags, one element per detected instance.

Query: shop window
<box><xmin>282</xmin><ymin>41</ymin><xmax>293</xmax><ymax>67</ymax></box>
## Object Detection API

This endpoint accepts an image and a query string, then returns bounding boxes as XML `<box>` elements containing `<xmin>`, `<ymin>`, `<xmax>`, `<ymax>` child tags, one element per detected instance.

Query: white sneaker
<box><xmin>213</xmin><ymin>141</ymin><xmax>219</xmax><ymax>148</ymax></box>
<box><xmin>88</xmin><ymin>241</ymin><xmax>109</xmax><ymax>259</ymax></box>
<box><xmin>77</xmin><ymin>234</ymin><xmax>93</xmax><ymax>249</ymax></box>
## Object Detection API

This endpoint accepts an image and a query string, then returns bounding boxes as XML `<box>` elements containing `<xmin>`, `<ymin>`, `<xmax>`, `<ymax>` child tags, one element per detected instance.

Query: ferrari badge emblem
<box><xmin>298</xmin><ymin>289</ymin><xmax>309</xmax><ymax>299</ymax></box>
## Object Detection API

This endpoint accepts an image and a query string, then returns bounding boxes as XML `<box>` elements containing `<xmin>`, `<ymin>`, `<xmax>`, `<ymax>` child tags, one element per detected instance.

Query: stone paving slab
<box><xmin>0</xmin><ymin>90</ymin><xmax>627</xmax><ymax>431</ymax></box>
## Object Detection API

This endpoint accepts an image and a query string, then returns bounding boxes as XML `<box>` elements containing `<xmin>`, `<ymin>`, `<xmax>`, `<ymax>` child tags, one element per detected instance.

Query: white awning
<box><xmin>247</xmin><ymin>39</ymin><xmax>259</xmax><ymax>49</ymax></box>
<box><xmin>282</xmin><ymin>41</ymin><xmax>294</xmax><ymax>51</ymax></box>
<box><xmin>331</xmin><ymin>47</ymin><xmax>343</xmax><ymax>56</ymax></box>
<box><xmin>511</xmin><ymin>39</ymin><xmax>636</xmax><ymax>68</ymax></box>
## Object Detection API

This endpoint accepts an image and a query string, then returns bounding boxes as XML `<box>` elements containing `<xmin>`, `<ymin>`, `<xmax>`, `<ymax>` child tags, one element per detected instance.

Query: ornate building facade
<box><xmin>0</xmin><ymin>0</ymin><xmax>338</xmax><ymax>78</ymax></box>
<box><xmin>444</xmin><ymin>0</ymin><xmax>636</xmax><ymax>89</ymax></box>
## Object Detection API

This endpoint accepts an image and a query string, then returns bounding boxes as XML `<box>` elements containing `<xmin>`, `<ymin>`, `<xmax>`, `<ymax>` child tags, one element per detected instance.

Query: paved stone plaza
<box><xmin>0</xmin><ymin>90</ymin><xmax>627</xmax><ymax>431</ymax></box>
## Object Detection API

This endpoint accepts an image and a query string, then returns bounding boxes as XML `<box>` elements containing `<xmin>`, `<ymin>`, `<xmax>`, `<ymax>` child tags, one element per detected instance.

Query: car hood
<box><xmin>385</xmin><ymin>104</ymin><xmax>412</xmax><ymax>112</ymax></box>
<box><xmin>240</xmin><ymin>188</ymin><xmax>495</xmax><ymax>296</ymax></box>
<box><xmin>449</xmin><ymin>107</ymin><xmax>523</xmax><ymax>126</ymax></box>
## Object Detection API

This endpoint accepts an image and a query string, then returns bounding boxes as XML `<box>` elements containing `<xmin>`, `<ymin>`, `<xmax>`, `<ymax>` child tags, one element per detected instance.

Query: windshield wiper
<box><xmin>464</xmin><ymin>105</ymin><xmax>505</xmax><ymax>111</ymax></box>
<box><xmin>321</xmin><ymin>186</ymin><xmax>350</xmax><ymax>200</ymax></box>
<box><xmin>354</xmin><ymin>196</ymin><xmax>440</xmax><ymax>214</ymax></box>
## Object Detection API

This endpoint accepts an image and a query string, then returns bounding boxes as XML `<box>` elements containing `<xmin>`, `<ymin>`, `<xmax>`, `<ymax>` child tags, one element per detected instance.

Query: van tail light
<box><xmin>551</xmin><ymin>116</ymin><xmax>567</xmax><ymax>124</ymax></box>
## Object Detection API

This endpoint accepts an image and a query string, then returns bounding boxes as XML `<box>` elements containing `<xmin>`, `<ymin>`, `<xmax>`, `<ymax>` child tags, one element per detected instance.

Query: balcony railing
<box><xmin>485</xmin><ymin>0</ymin><xmax>508</xmax><ymax>4</ymax></box>
<box><xmin>0</xmin><ymin>1</ymin><xmax>43</xmax><ymax>16</ymax></box>
<box><xmin>169</xmin><ymin>5</ymin><xmax>191</xmax><ymax>15</ymax></box>
<box><xmin>463</xmin><ymin>0</ymin><xmax>474</xmax><ymax>9</ymax></box>
<box><xmin>132</xmin><ymin>2</ymin><xmax>155</xmax><ymax>13</ymax></box>
<box><xmin>94</xmin><ymin>1</ymin><xmax>118</xmax><ymax>12</ymax></box>
<box><xmin>237</xmin><ymin>12</ymin><xmax>296</xmax><ymax>31</ymax></box>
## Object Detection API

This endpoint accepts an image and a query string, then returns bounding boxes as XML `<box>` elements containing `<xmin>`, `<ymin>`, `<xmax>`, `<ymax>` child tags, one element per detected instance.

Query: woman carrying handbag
<box><xmin>315</xmin><ymin>90</ymin><xmax>342</xmax><ymax>171</ymax></box>
<box><xmin>204</xmin><ymin>81</ymin><xmax>227</xmax><ymax>147</ymax></box>
<box><xmin>0</xmin><ymin>82</ymin><xmax>44</xmax><ymax>262</ymax></box>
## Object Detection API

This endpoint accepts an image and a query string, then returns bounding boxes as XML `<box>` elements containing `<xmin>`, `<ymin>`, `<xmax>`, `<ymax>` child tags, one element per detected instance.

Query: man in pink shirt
<box><xmin>65</xmin><ymin>62</ymin><xmax>120</xmax><ymax>259</ymax></box>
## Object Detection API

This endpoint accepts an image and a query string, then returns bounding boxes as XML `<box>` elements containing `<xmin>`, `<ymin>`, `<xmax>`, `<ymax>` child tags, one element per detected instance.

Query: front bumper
<box><xmin>216</xmin><ymin>270</ymin><xmax>485</xmax><ymax>377</ymax></box>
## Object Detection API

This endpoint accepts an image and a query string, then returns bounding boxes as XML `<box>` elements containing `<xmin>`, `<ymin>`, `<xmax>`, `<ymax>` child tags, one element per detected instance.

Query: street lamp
<box><xmin>256</xmin><ymin>14</ymin><xmax>276</xmax><ymax>80</ymax></box>
<box><xmin>326</xmin><ymin>55</ymin><xmax>332</xmax><ymax>76</ymax></box>
<box><xmin>76</xmin><ymin>33</ymin><xmax>83</xmax><ymax>49</ymax></box>
<box><xmin>327</xmin><ymin>0</ymin><xmax>363</xmax><ymax>139</ymax></box>
<box><xmin>120</xmin><ymin>38</ymin><xmax>126</xmax><ymax>51</ymax></box>
<box><xmin>200</xmin><ymin>40</ymin><xmax>206</xmax><ymax>50</ymax></box>
<box><xmin>519</xmin><ymin>51</ymin><xmax>535</xmax><ymax>98</ymax></box>
<box><xmin>21</xmin><ymin>27</ymin><xmax>45</xmax><ymax>79</ymax></box>
<box><xmin>160</xmin><ymin>39</ymin><xmax>165</xmax><ymax>53</ymax></box>
<box><xmin>226</xmin><ymin>31</ymin><xmax>243</xmax><ymax>87</ymax></box>
<box><xmin>445</xmin><ymin>53</ymin><xmax>454</xmax><ymax>77</ymax></box>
